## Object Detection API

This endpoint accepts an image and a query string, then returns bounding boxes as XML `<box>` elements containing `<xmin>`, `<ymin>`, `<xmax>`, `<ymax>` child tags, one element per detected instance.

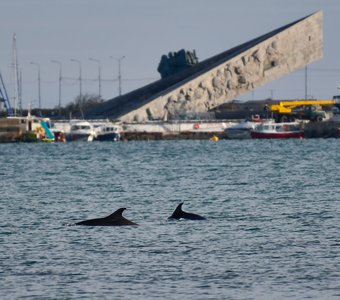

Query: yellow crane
<box><xmin>270</xmin><ymin>99</ymin><xmax>337</xmax><ymax>122</ymax></box>
<box><xmin>271</xmin><ymin>100</ymin><xmax>337</xmax><ymax>114</ymax></box>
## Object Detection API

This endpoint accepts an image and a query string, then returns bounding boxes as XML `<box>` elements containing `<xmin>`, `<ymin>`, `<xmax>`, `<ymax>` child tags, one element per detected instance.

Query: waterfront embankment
<box><xmin>1</xmin><ymin>118</ymin><xmax>340</xmax><ymax>142</ymax></box>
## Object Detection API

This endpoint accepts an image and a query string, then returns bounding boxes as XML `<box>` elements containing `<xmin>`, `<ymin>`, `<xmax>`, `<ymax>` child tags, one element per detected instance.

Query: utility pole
<box><xmin>30</xmin><ymin>61</ymin><xmax>41</xmax><ymax>113</ymax></box>
<box><xmin>70</xmin><ymin>59</ymin><xmax>83</xmax><ymax>118</ymax></box>
<box><xmin>70</xmin><ymin>59</ymin><xmax>82</xmax><ymax>100</ymax></box>
<box><xmin>51</xmin><ymin>60</ymin><xmax>62</xmax><ymax>116</ymax></box>
<box><xmin>110</xmin><ymin>56</ymin><xmax>125</xmax><ymax>96</ymax></box>
<box><xmin>89</xmin><ymin>57</ymin><xmax>101</xmax><ymax>98</ymax></box>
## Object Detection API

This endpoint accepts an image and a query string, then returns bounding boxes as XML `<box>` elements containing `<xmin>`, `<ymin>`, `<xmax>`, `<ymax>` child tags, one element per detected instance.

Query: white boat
<box><xmin>225</xmin><ymin>119</ymin><xmax>260</xmax><ymax>139</ymax></box>
<box><xmin>66</xmin><ymin>120</ymin><xmax>95</xmax><ymax>142</ymax></box>
<box><xmin>250</xmin><ymin>121</ymin><xmax>304</xmax><ymax>139</ymax></box>
<box><xmin>89</xmin><ymin>122</ymin><xmax>121</xmax><ymax>142</ymax></box>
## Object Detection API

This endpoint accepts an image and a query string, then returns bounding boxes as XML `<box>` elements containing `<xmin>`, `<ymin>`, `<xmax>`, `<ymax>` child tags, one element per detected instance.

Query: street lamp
<box><xmin>70</xmin><ymin>59</ymin><xmax>83</xmax><ymax>118</ymax></box>
<box><xmin>51</xmin><ymin>60</ymin><xmax>62</xmax><ymax>115</ymax></box>
<box><xmin>89</xmin><ymin>57</ymin><xmax>101</xmax><ymax>98</ymax></box>
<box><xmin>30</xmin><ymin>61</ymin><xmax>41</xmax><ymax>111</ymax></box>
<box><xmin>110</xmin><ymin>56</ymin><xmax>125</xmax><ymax>96</ymax></box>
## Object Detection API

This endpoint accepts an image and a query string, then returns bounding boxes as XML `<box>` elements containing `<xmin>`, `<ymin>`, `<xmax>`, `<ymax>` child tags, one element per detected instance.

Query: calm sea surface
<box><xmin>0</xmin><ymin>139</ymin><xmax>339</xmax><ymax>299</ymax></box>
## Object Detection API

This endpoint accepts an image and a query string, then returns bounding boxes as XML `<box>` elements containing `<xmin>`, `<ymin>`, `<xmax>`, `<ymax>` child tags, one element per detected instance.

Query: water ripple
<box><xmin>0</xmin><ymin>140</ymin><xmax>339</xmax><ymax>299</ymax></box>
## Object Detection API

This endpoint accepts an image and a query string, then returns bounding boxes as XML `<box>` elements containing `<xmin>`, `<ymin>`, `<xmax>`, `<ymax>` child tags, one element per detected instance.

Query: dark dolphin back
<box><xmin>169</xmin><ymin>203</ymin><xmax>206</xmax><ymax>220</ymax></box>
<box><xmin>183</xmin><ymin>211</ymin><xmax>206</xmax><ymax>220</ymax></box>
<box><xmin>75</xmin><ymin>208</ymin><xmax>138</xmax><ymax>226</ymax></box>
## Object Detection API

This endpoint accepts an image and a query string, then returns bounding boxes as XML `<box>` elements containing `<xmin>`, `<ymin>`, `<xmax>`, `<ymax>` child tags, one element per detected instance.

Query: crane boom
<box><xmin>271</xmin><ymin>100</ymin><xmax>337</xmax><ymax>113</ymax></box>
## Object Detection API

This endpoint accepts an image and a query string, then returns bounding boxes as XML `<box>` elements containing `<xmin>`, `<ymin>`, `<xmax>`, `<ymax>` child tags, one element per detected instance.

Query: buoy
<box><xmin>210</xmin><ymin>135</ymin><xmax>219</xmax><ymax>141</ymax></box>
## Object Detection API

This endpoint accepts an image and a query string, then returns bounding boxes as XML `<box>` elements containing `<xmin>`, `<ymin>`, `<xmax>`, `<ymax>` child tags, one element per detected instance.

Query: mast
<box><xmin>18</xmin><ymin>68</ymin><xmax>22</xmax><ymax>113</ymax></box>
<box><xmin>11</xmin><ymin>33</ymin><xmax>20</xmax><ymax>116</ymax></box>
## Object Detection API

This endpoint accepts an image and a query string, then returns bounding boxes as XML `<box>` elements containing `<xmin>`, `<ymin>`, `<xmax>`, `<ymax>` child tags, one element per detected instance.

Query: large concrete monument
<box><xmin>86</xmin><ymin>11</ymin><xmax>323</xmax><ymax>122</ymax></box>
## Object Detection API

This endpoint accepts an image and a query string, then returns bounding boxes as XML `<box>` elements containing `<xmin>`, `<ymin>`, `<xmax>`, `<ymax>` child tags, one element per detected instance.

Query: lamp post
<box><xmin>89</xmin><ymin>57</ymin><xmax>101</xmax><ymax>98</ymax></box>
<box><xmin>51</xmin><ymin>60</ymin><xmax>62</xmax><ymax>116</ymax></box>
<box><xmin>110</xmin><ymin>56</ymin><xmax>125</xmax><ymax>96</ymax></box>
<box><xmin>30</xmin><ymin>62</ymin><xmax>41</xmax><ymax>111</ymax></box>
<box><xmin>70</xmin><ymin>59</ymin><xmax>83</xmax><ymax>118</ymax></box>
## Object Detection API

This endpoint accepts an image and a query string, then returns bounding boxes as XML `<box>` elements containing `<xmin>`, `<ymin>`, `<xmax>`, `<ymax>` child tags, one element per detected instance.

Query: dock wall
<box><xmin>121</xmin><ymin>121</ymin><xmax>229</xmax><ymax>140</ymax></box>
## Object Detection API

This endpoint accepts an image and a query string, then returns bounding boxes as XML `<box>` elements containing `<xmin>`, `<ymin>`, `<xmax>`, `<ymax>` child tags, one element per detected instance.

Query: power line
<box><xmin>27</xmin><ymin>76</ymin><xmax>158</xmax><ymax>83</ymax></box>
<box><xmin>309</xmin><ymin>67</ymin><xmax>340</xmax><ymax>73</ymax></box>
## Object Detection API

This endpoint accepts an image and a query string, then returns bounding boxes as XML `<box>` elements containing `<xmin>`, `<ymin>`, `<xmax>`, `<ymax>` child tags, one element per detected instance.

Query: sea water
<box><xmin>0</xmin><ymin>139</ymin><xmax>339</xmax><ymax>299</ymax></box>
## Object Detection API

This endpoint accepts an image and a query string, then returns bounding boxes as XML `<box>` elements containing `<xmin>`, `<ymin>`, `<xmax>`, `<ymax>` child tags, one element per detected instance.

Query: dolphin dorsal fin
<box><xmin>174</xmin><ymin>203</ymin><xmax>184</xmax><ymax>213</ymax></box>
<box><xmin>107</xmin><ymin>208</ymin><xmax>126</xmax><ymax>219</ymax></box>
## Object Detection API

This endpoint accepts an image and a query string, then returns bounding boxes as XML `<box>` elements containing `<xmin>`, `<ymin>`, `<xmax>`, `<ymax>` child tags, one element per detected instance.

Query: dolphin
<box><xmin>75</xmin><ymin>208</ymin><xmax>138</xmax><ymax>226</ymax></box>
<box><xmin>168</xmin><ymin>203</ymin><xmax>206</xmax><ymax>220</ymax></box>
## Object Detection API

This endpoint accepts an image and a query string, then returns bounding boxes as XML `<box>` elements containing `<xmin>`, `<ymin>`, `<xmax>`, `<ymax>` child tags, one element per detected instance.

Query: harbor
<box><xmin>1</xmin><ymin>96</ymin><xmax>340</xmax><ymax>142</ymax></box>
<box><xmin>1</xmin><ymin>2</ymin><xmax>340</xmax><ymax>300</ymax></box>
<box><xmin>1</xmin><ymin>9</ymin><xmax>339</xmax><ymax>142</ymax></box>
<box><xmin>1</xmin><ymin>112</ymin><xmax>340</xmax><ymax>143</ymax></box>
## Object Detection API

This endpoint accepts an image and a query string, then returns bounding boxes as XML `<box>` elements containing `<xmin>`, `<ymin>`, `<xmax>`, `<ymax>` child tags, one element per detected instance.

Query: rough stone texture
<box><xmin>85</xmin><ymin>11</ymin><xmax>323</xmax><ymax>122</ymax></box>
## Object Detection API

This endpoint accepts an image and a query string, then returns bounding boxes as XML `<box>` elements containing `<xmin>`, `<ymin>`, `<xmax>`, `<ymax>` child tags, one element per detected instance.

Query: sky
<box><xmin>1</xmin><ymin>0</ymin><xmax>340</xmax><ymax>110</ymax></box>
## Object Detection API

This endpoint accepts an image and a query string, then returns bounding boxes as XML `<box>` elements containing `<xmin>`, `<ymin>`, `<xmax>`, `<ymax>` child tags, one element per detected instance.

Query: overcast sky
<box><xmin>1</xmin><ymin>0</ymin><xmax>339</xmax><ymax>110</ymax></box>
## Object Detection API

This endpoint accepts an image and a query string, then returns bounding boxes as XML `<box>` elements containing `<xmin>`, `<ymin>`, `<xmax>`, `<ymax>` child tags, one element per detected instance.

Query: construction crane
<box><xmin>0</xmin><ymin>72</ymin><xmax>14</xmax><ymax>116</ymax></box>
<box><xmin>270</xmin><ymin>100</ymin><xmax>337</xmax><ymax>122</ymax></box>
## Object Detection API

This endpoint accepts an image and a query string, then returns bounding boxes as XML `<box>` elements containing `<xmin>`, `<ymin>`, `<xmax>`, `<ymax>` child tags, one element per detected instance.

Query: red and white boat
<box><xmin>250</xmin><ymin>121</ymin><xmax>304</xmax><ymax>139</ymax></box>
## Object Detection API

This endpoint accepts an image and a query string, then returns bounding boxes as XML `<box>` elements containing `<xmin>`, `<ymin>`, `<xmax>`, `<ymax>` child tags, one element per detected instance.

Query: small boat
<box><xmin>250</xmin><ymin>121</ymin><xmax>304</xmax><ymax>139</ymax></box>
<box><xmin>225</xmin><ymin>115</ymin><xmax>265</xmax><ymax>139</ymax></box>
<box><xmin>7</xmin><ymin>113</ymin><xmax>55</xmax><ymax>142</ymax></box>
<box><xmin>52</xmin><ymin>130</ymin><xmax>66</xmax><ymax>143</ymax></box>
<box><xmin>89</xmin><ymin>122</ymin><xmax>121</xmax><ymax>142</ymax></box>
<box><xmin>225</xmin><ymin>120</ymin><xmax>258</xmax><ymax>139</ymax></box>
<box><xmin>66</xmin><ymin>120</ymin><xmax>95</xmax><ymax>142</ymax></box>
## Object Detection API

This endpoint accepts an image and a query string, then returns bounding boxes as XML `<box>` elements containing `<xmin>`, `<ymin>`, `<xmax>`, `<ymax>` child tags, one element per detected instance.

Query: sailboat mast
<box><xmin>18</xmin><ymin>68</ymin><xmax>22</xmax><ymax>112</ymax></box>
<box><xmin>11</xmin><ymin>33</ymin><xmax>20</xmax><ymax>116</ymax></box>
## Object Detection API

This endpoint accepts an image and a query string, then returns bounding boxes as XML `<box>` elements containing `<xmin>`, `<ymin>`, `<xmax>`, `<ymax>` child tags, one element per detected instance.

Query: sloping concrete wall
<box><xmin>120</xmin><ymin>11</ymin><xmax>323</xmax><ymax>122</ymax></box>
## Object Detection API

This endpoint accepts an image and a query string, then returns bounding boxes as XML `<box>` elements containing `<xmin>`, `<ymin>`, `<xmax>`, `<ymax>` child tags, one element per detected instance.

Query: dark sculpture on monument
<box><xmin>157</xmin><ymin>49</ymin><xmax>199</xmax><ymax>78</ymax></box>
<box><xmin>85</xmin><ymin>11</ymin><xmax>323</xmax><ymax>122</ymax></box>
